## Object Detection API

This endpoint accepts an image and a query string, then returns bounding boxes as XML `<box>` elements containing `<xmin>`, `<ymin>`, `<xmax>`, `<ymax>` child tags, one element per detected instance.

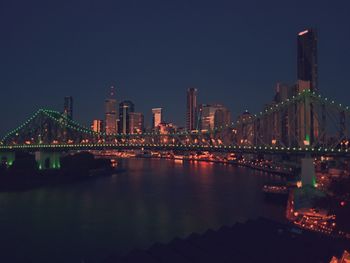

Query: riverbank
<box><xmin>130</xmin><ymin>154</ymin><xmax>298</xmax><ymax>177</ymax></box>
<box><xmin>104</xmin><ymin>217</ymin><xmax>349</xmax><ymax>263</ymax></box>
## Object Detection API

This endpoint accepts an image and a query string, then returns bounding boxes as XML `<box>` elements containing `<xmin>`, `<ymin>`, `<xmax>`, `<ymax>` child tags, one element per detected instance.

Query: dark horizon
<box><xmin>1</xmin><ymin>0</ymin><xmax>350</xmax><ymax>136</ymax></box>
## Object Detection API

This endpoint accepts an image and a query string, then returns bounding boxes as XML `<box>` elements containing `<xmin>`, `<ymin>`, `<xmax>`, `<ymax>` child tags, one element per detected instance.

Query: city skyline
<box><xmin>1</xmin><ymin>2</ymin><xmax>350</xmax><ymax>262</ymax></box>
<box><xmin>0</xmin><ymin>27</ymin><xmax>328</xmax><ymax>137</ymax></box>
<box><xmin>1</xmin><ymin>1</ymin><xmax>350</xmax><ymax>136</ymax></box>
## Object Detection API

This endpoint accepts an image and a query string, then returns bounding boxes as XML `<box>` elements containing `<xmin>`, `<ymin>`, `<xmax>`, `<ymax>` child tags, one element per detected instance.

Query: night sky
<box><xmin>1</xmin><ymin>0</ymin><xmax>350</xmax><ymax>135</ymax></box>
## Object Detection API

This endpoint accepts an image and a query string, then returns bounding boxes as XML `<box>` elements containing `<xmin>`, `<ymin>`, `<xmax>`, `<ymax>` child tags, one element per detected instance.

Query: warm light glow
<box><xmin>296</xmin><ymin>181</ymin><xmax>302</xmax><ymax>188</ymax></box>
<box><xmin>298</xmin><ymin>30</ymin><xmax>309</xmax><ymax>36</ymax></box>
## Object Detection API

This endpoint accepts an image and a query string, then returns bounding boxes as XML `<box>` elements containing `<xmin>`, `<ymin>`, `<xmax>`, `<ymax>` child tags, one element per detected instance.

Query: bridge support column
<box><xmin>35</xmin><ymin>151</ymin><xmax>61</xmax><ymax>170</ymax></box>
<box><xmin>301</xmin><ymin>156</ymin><xmax>316</xmax><ymax>187</ymax></box>
<box><xmin>0</xmin><ymin>152</ymin><xmax>16</xmax><ymax>167</ymax></box>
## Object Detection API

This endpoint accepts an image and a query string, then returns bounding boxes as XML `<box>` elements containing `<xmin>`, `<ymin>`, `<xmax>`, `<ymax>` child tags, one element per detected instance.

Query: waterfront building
<box><xmin>186</xmin><ymin>88</ymin><xmax>197</xmax><ymax>131</ymax></box>
<box><xmin>105</xmin><ymin>86</ymin><xmax>117</xmax><ymax>134</ymax></box>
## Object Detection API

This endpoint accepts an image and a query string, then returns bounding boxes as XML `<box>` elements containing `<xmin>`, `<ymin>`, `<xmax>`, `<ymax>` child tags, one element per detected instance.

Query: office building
<box><xmin>297</xmin><ymin>29</ymin><xmax>318</xmax><ymax>92</ymax></box>
<box><xmin>91</xmin><ymin>119</ymin><xmax>103</xmax><ymax>133</ymax></box>
<box><xmin>105</xmin><ymin>86</ymin><xmax>117</xmax><ymax>134</ymax></box>
<box><xmin>119</xmin><ymin>100</ymin><xmax>135</xmax><ymax>134</ymax></box>
<box><xmin>152</xmin><ymin>108</ymin><xmax>162</xmax><ymax>129</ymax></box>
<box><xmin>186</xmin><ymin>88</ymin><xmax>197</xmax><ymax>131</ymax></box>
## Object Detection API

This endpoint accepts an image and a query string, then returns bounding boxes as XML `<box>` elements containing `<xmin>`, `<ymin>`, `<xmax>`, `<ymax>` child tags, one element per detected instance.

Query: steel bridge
<box><xmin>0</xmin><ymin>89</ymin><xmax>349</xmax><ymax>155</ymax></box>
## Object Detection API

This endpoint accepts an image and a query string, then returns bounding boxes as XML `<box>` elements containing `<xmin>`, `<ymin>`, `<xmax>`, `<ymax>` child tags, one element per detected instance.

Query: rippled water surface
<box><xmin>0</xmin><ymin>158</ymin><xmax>286</xmax><ymax>262</ymax></box>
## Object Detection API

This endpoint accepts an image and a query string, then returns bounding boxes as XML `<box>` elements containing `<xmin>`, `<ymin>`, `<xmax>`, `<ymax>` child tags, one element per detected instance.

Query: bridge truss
<box><xmin>1</xmin><ymin>90</ymin><xmax>349</xmax><ymax>155</ymax></box>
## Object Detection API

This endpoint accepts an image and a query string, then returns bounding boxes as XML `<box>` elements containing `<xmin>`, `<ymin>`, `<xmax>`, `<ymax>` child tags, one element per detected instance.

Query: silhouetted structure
<box><xmin>119</xmin><ymin>100</ymin><xmax>135</xmax><ymax>134</ymax></box>
<box><xmin>104</xmin><ymin>218</ymin><xmax>349</xmax><ymax>263</ymax></box>
<box><xmin>297</xmin><ymin>28</ymin><xmax>318</xmax><ymax>92</ymax></box>
<box><xmin>187</xmin><ymin>88</ymin><xmax>197</xmax><ymax>131</ymax></box>
<box><xmin>63</xmin><ymin>96</ymin><xmax>73</xmax><ymax>119</ymax></box>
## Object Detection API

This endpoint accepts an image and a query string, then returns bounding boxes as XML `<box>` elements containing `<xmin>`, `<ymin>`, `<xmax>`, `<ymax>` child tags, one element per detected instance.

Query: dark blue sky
<box><xmin>1</xmin><ymin>0</ymin><xmax>349</xmax><ymax>135</ymax></box>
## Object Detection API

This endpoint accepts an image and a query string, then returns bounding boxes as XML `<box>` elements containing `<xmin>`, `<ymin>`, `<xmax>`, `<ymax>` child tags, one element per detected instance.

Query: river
<box><xmin>0</xmin><ymin>158</ymin><xmax>287</xmax><ymax>262</ymax></box>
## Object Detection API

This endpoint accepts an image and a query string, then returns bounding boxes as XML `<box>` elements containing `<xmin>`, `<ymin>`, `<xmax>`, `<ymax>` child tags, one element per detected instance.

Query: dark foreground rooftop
<box><xmin>104</xmin><ymin>218</ymin><xmax>349</xmax><ymax>263</ymax></box>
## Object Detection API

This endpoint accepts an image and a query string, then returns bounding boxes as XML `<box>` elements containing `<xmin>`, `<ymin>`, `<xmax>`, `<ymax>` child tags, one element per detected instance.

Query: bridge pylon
<box><xmin>35</xmin><ymin>151</ymin><xmax>61</xmax><ymax>170</ymax></box>
<box><xmin>300</xmin><ymin>155</ymin><xmax>316</xmax><ymax>187</ymax></box>
<box><xmin>0</xmin><ymin>152</ymin><xmax>15</xmax><ymax>168</ymax></box>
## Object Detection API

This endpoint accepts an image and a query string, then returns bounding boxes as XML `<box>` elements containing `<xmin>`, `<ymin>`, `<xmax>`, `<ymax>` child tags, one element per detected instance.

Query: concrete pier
<box><xmin>35</xmin><ymin>151</ymin><xmax>61</xmax><ymax>170</ymax></box>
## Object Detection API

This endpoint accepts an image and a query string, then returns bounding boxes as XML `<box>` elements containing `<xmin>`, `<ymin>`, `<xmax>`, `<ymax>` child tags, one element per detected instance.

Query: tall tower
<box><xmin>186</xmin><ymin>88</ymin><xmax>197</xmax><ymax>131</ymax></box>
<box><xmin>297</xmin><ymin>29</ymin><xmax>318</xmax><ymax>92</ymax></box>
<box><xmin>105</xmin><ymin>86</ymin><xmax>117</xmax><ymax>134</ymax></box>
<box><xmin>63</xmin><ymin>96</ymin><xmax>73</xmax><ymax>119</ymax></box>
<box><xmin>118</xmin><ymin>100</ymin><xmax>135</xmax><ymax>134</ymax></box>
<box><xmin>297</xmin><ymin>29</ymin><xmax>318</xmax><ymax>146</ymax></box>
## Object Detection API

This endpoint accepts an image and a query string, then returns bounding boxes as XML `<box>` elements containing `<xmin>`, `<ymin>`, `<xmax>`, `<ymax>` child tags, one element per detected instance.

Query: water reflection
<box><xmin>0</xmin><ymin>158</ymin><xmax>285</xmax><ymax>262</ymax></box>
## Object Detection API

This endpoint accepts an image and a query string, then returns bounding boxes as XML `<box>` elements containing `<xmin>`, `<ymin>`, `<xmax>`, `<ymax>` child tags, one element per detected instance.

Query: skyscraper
<box><xmin>186</xmin><ymin>88</ymin><xmax>197</xmax><ymax>131</ymax></box>
<box><xmin>297</xmin><ymin>29</ymin><xmax>319</xmax><ymax>146</ymax></box>
<box><xmin>63</xmin><ymin>96</ymin><xmax>73</xmax><ymax>119</ymax></box>
<box><xmin>152</xmin><ymin>108</ymin><xmax>162</xmax><ymax>129</ymax></box>
<box><xmin>297</xmin><ymin>29</ymin><xmax>318</xmax><ymax>92</ymax></box>
<box><xmin>105</xmin><ymin>86</ymin><xmax>117</xmax><ymax>135</ymax></box>
<box><xmin>118</xmin><ymin>100</ymin><xmax>135</xmax><ymax>134</ymax></box>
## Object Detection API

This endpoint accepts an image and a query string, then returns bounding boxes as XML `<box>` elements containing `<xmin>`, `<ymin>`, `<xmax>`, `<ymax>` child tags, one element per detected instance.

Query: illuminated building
<box><xmin>118</xmin><ymin>100</ymin><xmax>135</xmax><ymax>134</ymax></box>
<box><xmin>63</xmin><ymin>96</ymin><xmax>73</xmax><ymax>119</ymax></box>
<box><xmin>186</xmin><ymin>88</ymin><xmax>197</xmax><ymax>131</ymax></box>
<box><xmin>297</xmin><ymin>29</ymin><xmax>318</xmax><ymax>92</ymax></box>
<box><xmin>91</xmin><ymin>119</ymin><xmax>103</xmax><ymax>133</ymax></box>
<box><xmin>158</xmin><ymin>122</ymin><xmax>176</xmax><ymax>134</ymax></box>
<box><xmin>200</xmin><ymin>104</ymin><xmax>214</xmax><ymax>131</ymax></box>
<box><xmin>152</xmin><ymin>108</ymin><xmax>162</xmax><ymax>129</ymax></box>
<box><xmin>129</xmin><ymin>112</ymin><xmax>144</xmax><ymax>134</ymax></box>
<box><xmin>200</xmin><ymin>104</ymin><xmax>230</xmax><ymax>131</ymax></box>
<box><xmin>105</xmin><ymin>86</ymin><xmax>117</xmax><ymax>134</ymax></box>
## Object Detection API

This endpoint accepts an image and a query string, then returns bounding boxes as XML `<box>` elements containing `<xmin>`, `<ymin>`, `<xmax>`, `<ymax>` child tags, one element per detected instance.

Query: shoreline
<box><xmin>127</xmin><ymin>155</ymin><xmax>298</xmax><ymax>177</ymax></box>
